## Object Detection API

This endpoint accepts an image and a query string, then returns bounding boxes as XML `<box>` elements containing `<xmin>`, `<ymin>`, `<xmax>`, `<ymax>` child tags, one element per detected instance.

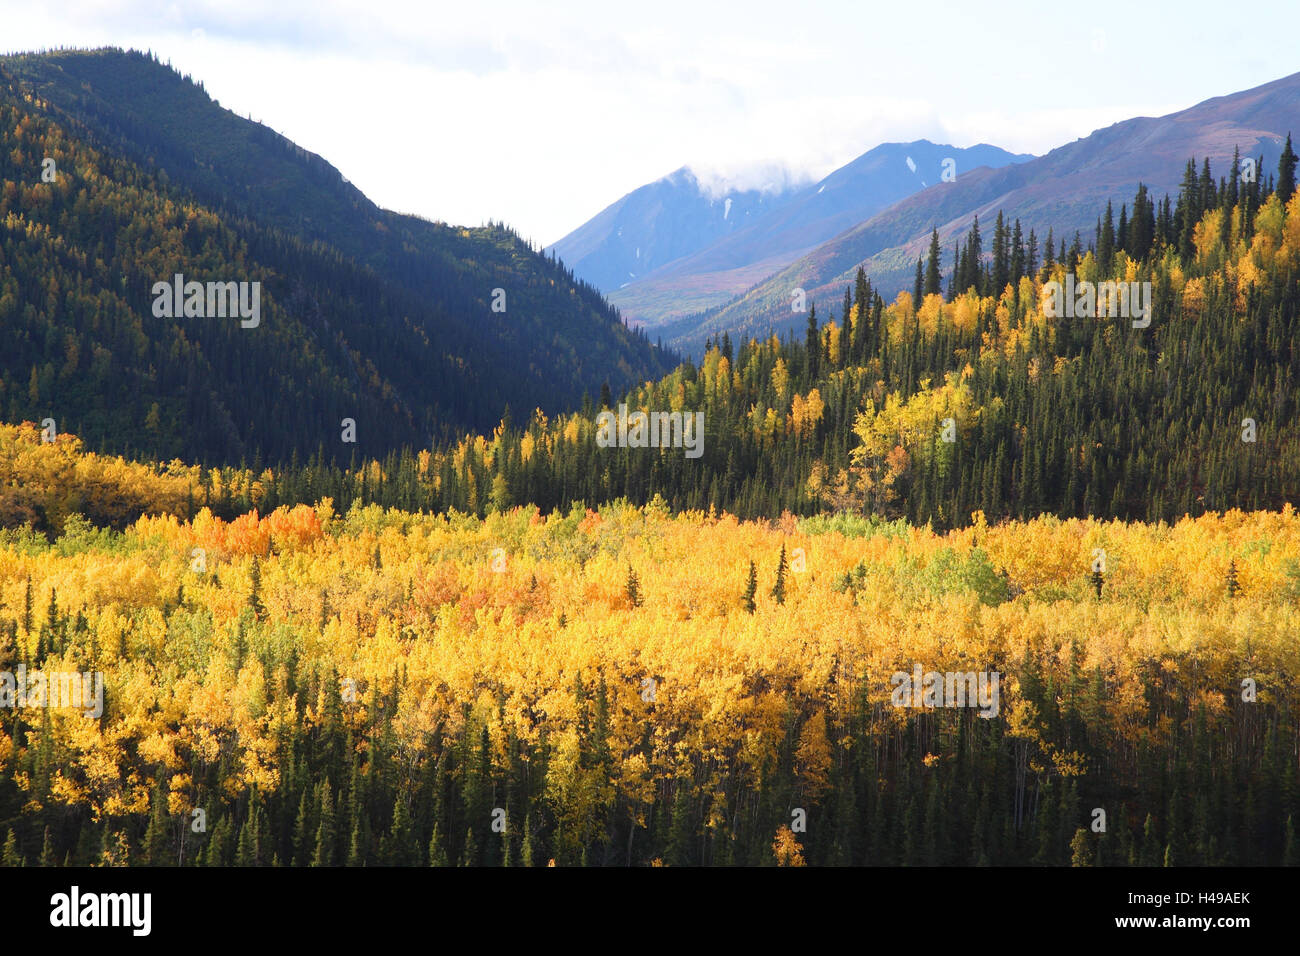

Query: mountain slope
<box><xmin>674</xmin><ymin>71</ymin><xmax>1300</xmax><ymax>352</ymax></box>
<box><xmin>0</xmin><ymin>48</ymin><xmax>675</xmax><ymax>464</ymax></box>
<box><xmin>592</xmin><ymin>141</ymin><xmax>1031</xmax><ymax>325</ymax></box>
<box><xmin>544</xmin><ymin>165</ymin><xmax>808</xmax><ymax>295</ymax></box>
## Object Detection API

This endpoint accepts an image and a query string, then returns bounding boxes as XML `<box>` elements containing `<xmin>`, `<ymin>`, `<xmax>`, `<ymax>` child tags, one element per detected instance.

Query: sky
<box><xmin>4</xmin><ymin>0</ymin><xmax>1297</xmax><ymax>246</ymax></box>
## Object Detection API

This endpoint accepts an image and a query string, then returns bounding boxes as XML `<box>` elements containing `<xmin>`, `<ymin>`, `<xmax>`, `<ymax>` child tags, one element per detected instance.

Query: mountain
<box><xmin>670</xmin><ymin>71</ymin><xmax>1300</xmax><ymax>353</ymax></box>
<box><xmin>556</xmin><ymin>141</ymin><xmax>1032</xmax><ymax>326</ymax></box>
<box><xmin>544</xmin><ymin>165</ymin><xmax>808</xmax><ymax>296</ymax></box>
<box><xmin>0</xmin><ymin>48</ymin><xmax>675</xmax><ymax>465</ymax></box>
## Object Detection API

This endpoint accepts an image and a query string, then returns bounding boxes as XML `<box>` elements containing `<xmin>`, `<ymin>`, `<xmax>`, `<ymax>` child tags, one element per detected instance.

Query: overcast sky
<box><xmin>5</xmin><ymin>0</ymin><xmax>1297</xmax><ymax>245</ymax></box>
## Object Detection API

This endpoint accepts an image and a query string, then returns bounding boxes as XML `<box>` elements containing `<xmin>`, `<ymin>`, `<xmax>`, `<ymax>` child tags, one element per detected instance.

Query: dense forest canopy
<box><xmin>0</xmin><ymin>48</ymin><xmax>676</xmax><ymax>466</ymax></box>
<box><xmin>1</xmin><ymin>47</ymin><xmax>1298</xmax><ymax>869</ymax></box>
<box><xmin>1</xmin><ymin>456</ymin><xmax>1297</xmax><ymax>865</ymax></box>
<box><xmin>19</xmin><ymin>144</ymin><xmax>1289</xmax><ymax>537</ymax></box>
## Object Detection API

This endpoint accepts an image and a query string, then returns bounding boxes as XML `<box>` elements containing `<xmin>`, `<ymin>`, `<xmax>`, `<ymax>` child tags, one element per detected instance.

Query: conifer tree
<box><xmin>1010</xmin><ymin>219</ymin><xmax>1025</xmax><ymax>284</ymax></box>
<box><xmin>312</xmin><ymin>779</ymin><xmax>336</xmax><ymax>867</ymax></box>
<box><xmin>625</xmin><ymin>565</ymin><xmax>642</xmax><ymax>608</ymax></box>
<box><xmin>348</xmin><ymin>819</ymin><xmax>365</xmax><ymax>867</ymax></box>
<box><xmin>805</xmin><ymin>305</ymin><xmax>820</xmax><ymax>383</ymax></box>
<box><xmin>1069</xmin><ymin>828</ymin><xmax>1092</xmax><ymax>866</ymax></box>
<box><xmin>964</xmin><ymin>215</ymin><xmax>983</xmax><ymax>294</ymax></box>
<box><xmin>743</xmin><ymin>560</ymin><xmax>758</xmax><ymax>613</ymax></box>
<box><xmin>22</xmin><ymin>575</ymin><xmax>32</xmax><ymax>637</ymax></box>
<box><xmin>991</xmin><ymin>212</ymin><xmax>1008</xmax><ymax>293</ymax></box>
<box><xmin>521</xmin><ymin>815</ymin><xmax>535</xmax><ymax>868</ymax></box>
<box><xmin>924</xmin><ymin>229</ymin><xmax>942</xmax><ymax>297</ymax></box>
<box><xmin>1</xmin><ymin>830</ymin><xmax>20</xmax><ymax>867</ymax></box>
<box><xmin>666</xmin><ymin>788</ymin><xmax>694</xmax><ymax>867</ymax></box>
<box><xmin>1098</xmin><ymin>201</ymin><xmax>1115</xmax><ymax>272</ymax></box>
<box><xmin>771</xmin><ymin>545</ymin><xmax>788</xmax><ymax>605</ymax></box>
<box><xmin>1278</xmin><ymin>132</ymin><xmax>1297</xmax><ymax>205</ymax></box>
<box><xmin>237</xmin><ymin>803</ymin><xmax>261</xmax><ymax>866</ymax></box>
<box><xmin>43</xmin><ymin>587</ymin><xmax>59</xmax><ymax>644</ymax></box>
<box><xmin>248</xmin><ymin>555</ymin><xmax>265</xmax><ymax>618</ymax></box>
<box><xmin>40</xmin><ymin>826</ymin><xmax>54</xmax><ymax>867</ymax></box>
<box><xmin>461</xmin><ymin>826</ymin><xmax>479</xmax><ymax>867</ymax></box>
<box><xmin>293</xmin><ymin>788</ymin><xmax>312</xmax><ymax>865</ymax></box>
<box><xmin>145</xmin><ymin>782</ymin><xmax>169</xmax><ymax>865</ymax></box>
<box><xmin>1141</xmin><ymin>813</ymin><xmax>1159</xmax><ymax>867</ymax></box>
<box><xmin>428</xmin><ymin>823</ymin><xmax>449</xmax><ymax>866</ymax></box>
<box><xmin>1128</xmin><ymin>184</ymin><xmax>1154</xmax><ymax>261</ymax></box>
<box><xmin>206</xmin><ymin>817</ymin><xmax>230</xmax><ymax>867</ymax></box>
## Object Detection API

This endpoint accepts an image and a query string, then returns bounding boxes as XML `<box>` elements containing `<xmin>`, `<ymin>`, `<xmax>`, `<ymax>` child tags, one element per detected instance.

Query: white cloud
<box><xmin>3</xmin><ymin>0</ymin><xmax>1296</xmax><ymax>244</ymax></box>
<box><xmin>682</xmin><ymin>161</ymin><xmax>816</xmax><ymax>199</ymax></box>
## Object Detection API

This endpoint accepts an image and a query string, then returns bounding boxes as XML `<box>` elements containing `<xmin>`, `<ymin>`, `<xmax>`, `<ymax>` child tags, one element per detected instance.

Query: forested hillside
<box><xmin>2</xmin><ymin>153</ymin><xmax>1296</xmax><ymax>867</ymax></box>
<box><xmin>1</xmin><ymin>49</ymin><xmax>1298</xmax><ymax>871</ymax></box>
<box><xmin>83</xmin><ymin>147</ymin><xmax>1295</xmax><ymax>533</ymax></box>
<box><xmin>432</xmin><ymin>149</ymin><xmax>1300</xmax><ymax>525</ymax></box>
<box><xmin>0</xmin><ymin>49</ymin><xmax>675</xmax><ymax>466</ymax></box>
<box><xmin>1</xmin><ymin>439</ymin><xmax>1297</xmax><ymax>866</ymax></box>
<box><xmin>667</xmin><ymin>71</ymin><xmax>1300</xmax><ymax>353</ymax></box>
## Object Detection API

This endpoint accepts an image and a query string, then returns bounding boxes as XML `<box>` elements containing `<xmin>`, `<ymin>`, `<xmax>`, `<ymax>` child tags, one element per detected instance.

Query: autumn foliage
<box><xmin>2</xmin><ymin>433</ymin><xmax>1298</xmax><ymax>865</ymax></box>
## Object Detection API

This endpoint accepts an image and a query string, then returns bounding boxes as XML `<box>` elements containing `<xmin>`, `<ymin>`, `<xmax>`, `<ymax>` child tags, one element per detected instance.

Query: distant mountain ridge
<box><xmin>545</xmin><ymin>165</ymin><xmax>809</xmax><ymax>296</ymax></box>
<box><xmin>668</xmin><ymin>71</ymin><xmax>1300</xmax><ymax>354</ymax></box>
<box><xmin>550</xmin><ymin>141</ymin><xmax>1033</xmax><ymax>325</ymax></box>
